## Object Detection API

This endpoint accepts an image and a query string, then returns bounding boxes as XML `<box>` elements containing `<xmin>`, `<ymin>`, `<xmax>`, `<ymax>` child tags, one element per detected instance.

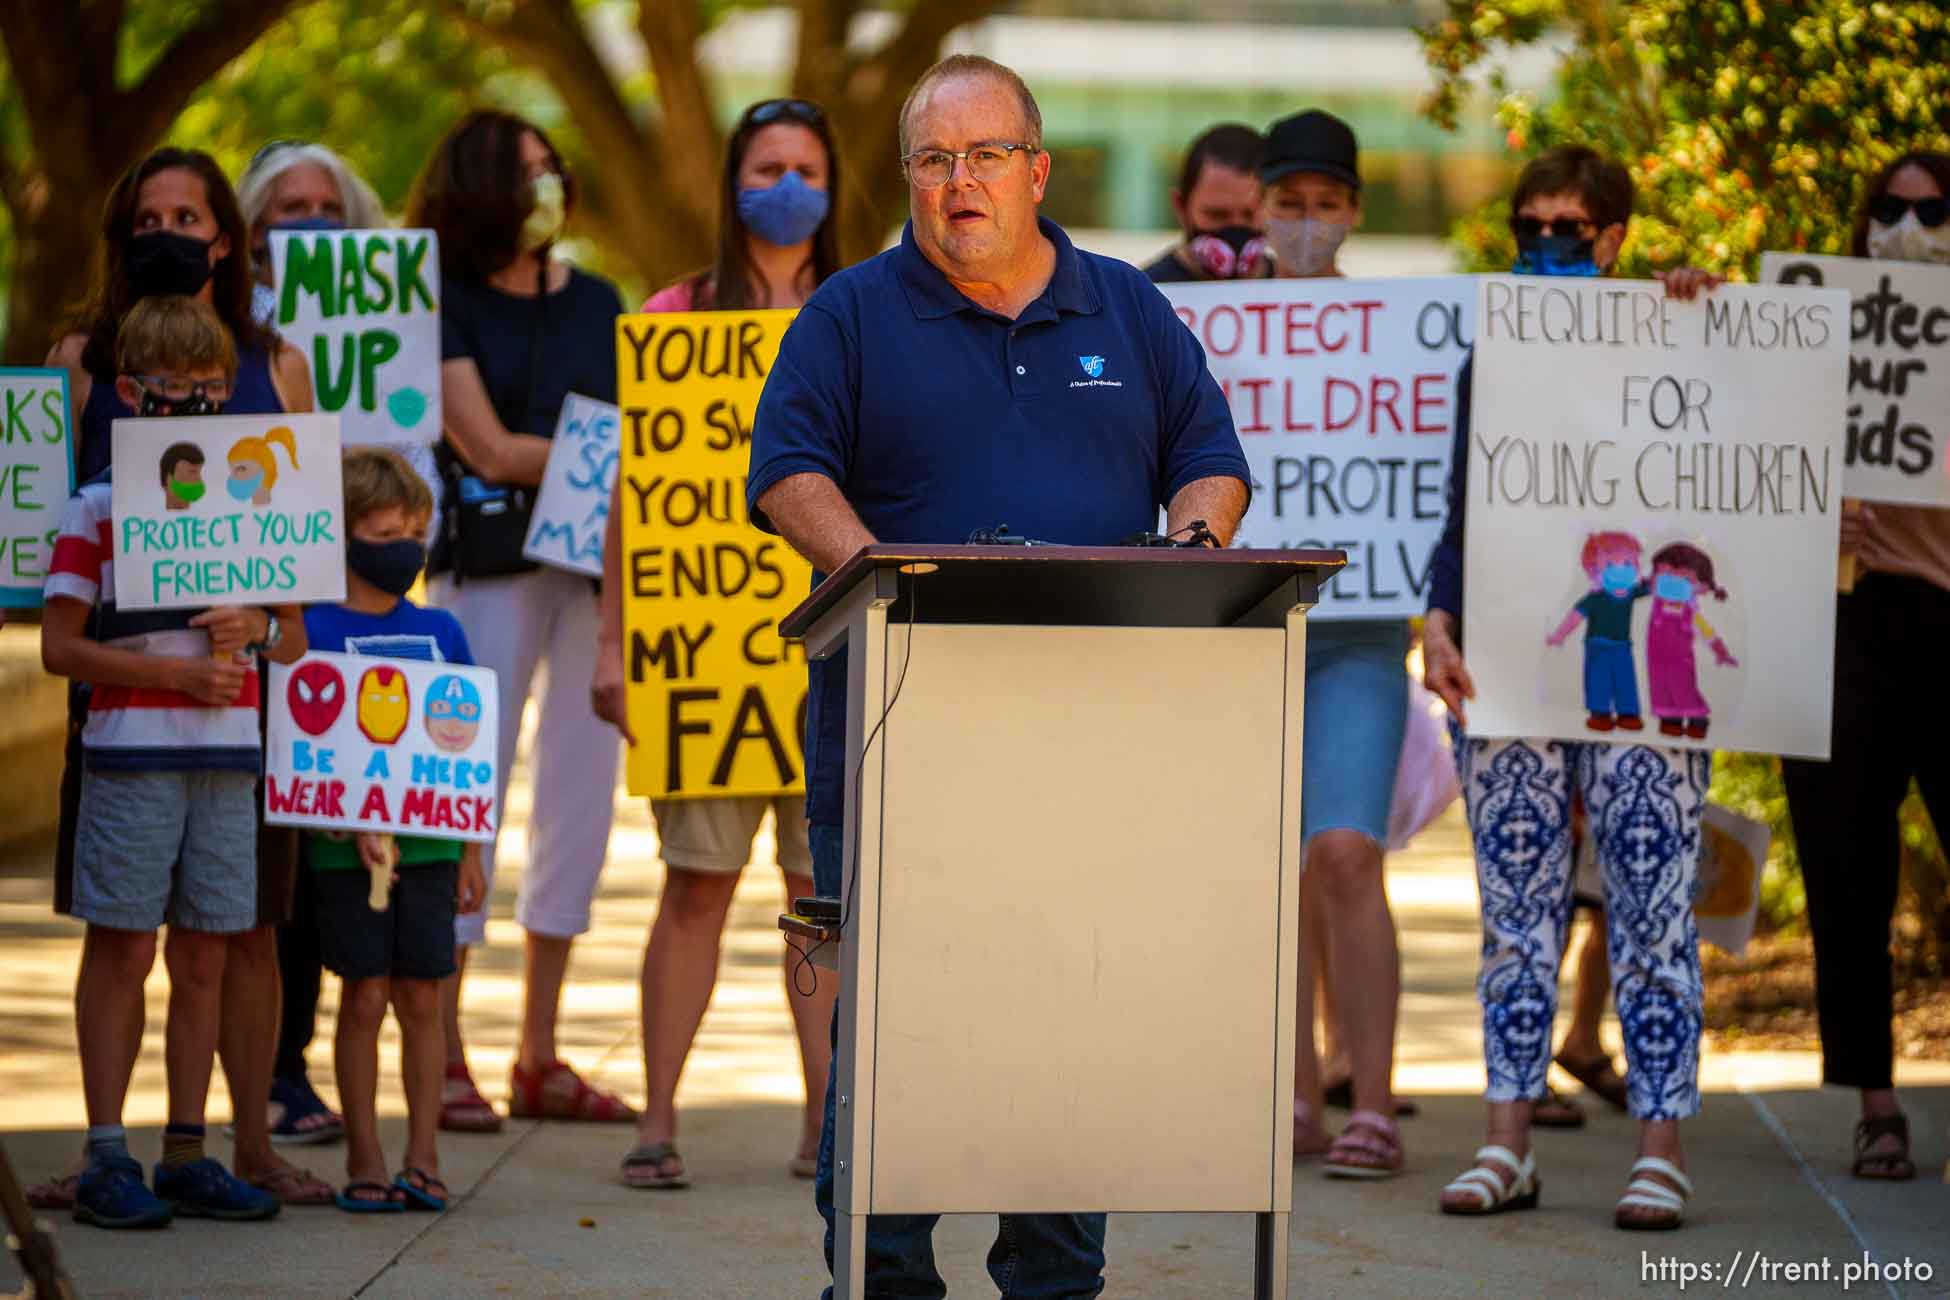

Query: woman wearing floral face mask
<box><xmin>406</xmin><ymin>110</ymin><xmax>633</xmax><ymax>1135</ymax></box>
<box><xmin>1777</xmin><ymin>150</ymin><xmax>1950</xmax><ymax>1185</ymax></box>
<box><xmin>591</xmin><ymin>97</ymin><xmax>845</xmax><ymax>1191</ymax></box>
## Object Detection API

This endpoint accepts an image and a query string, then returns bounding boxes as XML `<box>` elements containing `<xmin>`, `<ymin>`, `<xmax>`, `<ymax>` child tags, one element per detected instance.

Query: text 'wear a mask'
<box><xmin>738</xmin><ymin>171</ymin><xmax>830</xmax><ymax>248</ymax></box>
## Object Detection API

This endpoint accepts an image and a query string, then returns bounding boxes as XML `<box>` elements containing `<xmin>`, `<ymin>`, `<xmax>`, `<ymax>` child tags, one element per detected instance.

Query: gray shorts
<box><xmin>650</xmin><ymin>795</ymin><xmax>812</xmax><ymax>875</ymax></box>
<box><xmin>71</xmin><ymin>769</ymin><xmax>259</xmax><ymax>933</ymax></box>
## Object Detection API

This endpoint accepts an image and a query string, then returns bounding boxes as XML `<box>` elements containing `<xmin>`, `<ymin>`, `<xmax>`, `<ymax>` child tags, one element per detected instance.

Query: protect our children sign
<box><xmin>1162</xmin><ymin>278</ymin><xmax>1470</xmax><ymax>617</ymax></box>
<box><xmin>110</xmin><ymin>413</ymin><xmax>345</xmax><ymax>610</ymax></box>
<box><xmin>523</xmin><ymin>392</ymin><xmax>619</xmax><ymax>577</ymax></box>
<box><xmin>271</xmin><ymin>228</ymin><xmax>441</xmax><ymax>446</ymax></box>
<box><xmin>1462</xmin><ymin>275</ymin><xmax>1849</xmax><ymax>757</ymax></box>
<box><xmin>265</xmin><ymin>651</ymin><xmax>500</xmax><ymax>842</ymax></box>
<box><xmin>1760</xmin><ymin>251</ymin><xmax>1950</xmax><ymax>508</ymax></box>
<box><xmin>0</xmin><ymin>367</ymin><xmax>72</xmax><ymax>608</ymax></box>
<box><xmin>615</xmin><ymin>309</ymin><xmax>811</xmax><ymax>799</ymax></box>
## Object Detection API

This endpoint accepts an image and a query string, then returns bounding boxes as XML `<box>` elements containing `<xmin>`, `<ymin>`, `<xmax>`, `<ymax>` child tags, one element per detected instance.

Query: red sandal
<box><xmin>508</xmin><ymin>1061</ymin><xmax>638</xmax><ymax>1123</ymax></box>
<box><xmin>440</xmin><ymin>1063</ymin><xmax>505</xmax><ymax>1133</ymax></box>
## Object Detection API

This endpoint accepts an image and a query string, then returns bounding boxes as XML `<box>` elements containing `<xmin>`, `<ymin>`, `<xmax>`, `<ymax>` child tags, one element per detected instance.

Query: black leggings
<box><xmin>274</xmin><ymin>862</ymin><xmax>324</xmax><ymax>1082</ymax></box>
<box><xmin>1779</xmin><ymin>572</ymin><xmax>1950</xmax><ymax>1091</ymax></box>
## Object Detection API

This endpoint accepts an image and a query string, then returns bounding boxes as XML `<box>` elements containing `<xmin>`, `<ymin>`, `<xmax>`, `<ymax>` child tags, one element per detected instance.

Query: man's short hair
<box><xmin>116</xmin><ymin>296</ymin><xmax>237</xmax><ymax>381</ymax></box>
<box><xmin>1176</xmin><ymin>124</ymin><xmax>1263</xmax><ymax>200</ymax></box>
<box><xmin>899</xmin><ymin>54</ymin><xmax>1044</xmax><ymax>157</ymax></box>
<box><xmin>342</xmin><ymin>445</ymin><xmax>433</xmax><ymax>530</ymax></box>
<box><xmin>159</xmin><ymin>442</ymin><xmax>204</xmax><ymax>488</ymax></box>
<box><xmin>1512</xmin><ymin>146</ymin><xmax>1634</xmax><ymax>231</ymax></box>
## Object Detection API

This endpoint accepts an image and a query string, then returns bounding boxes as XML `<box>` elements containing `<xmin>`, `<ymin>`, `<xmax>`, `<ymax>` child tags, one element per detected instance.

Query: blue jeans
<box><xmin>1581</xmin><ymin>636</ymin><xmax>1640</xmax><ymax>717</ymax></box>
<box><xmin>810</xmin><ymin>824</ymin><xmax>1108</xmax><ymax>1299</ymax></box>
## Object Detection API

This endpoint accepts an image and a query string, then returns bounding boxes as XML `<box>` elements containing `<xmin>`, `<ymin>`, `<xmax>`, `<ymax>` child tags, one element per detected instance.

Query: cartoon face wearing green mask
<box><xmin>159</xmin><ymin>442</ymin><xmax>207</xmax><ymax>511</ymax></box>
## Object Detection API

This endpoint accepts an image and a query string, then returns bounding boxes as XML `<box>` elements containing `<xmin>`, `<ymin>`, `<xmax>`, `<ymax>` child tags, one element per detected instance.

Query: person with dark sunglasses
<box><xmin>1778</xmin><ymin>149</ymin><xmax>1950</xmax><ymax>1186</ymax></box>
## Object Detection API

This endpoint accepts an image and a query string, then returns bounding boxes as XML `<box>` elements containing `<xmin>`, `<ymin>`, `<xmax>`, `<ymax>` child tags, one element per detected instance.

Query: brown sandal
<box><xmin>1555</xmin><ymin>1050</ymin><xmax>1629</xmax><ymax>1111</ymax></box>
<box><xmin>1533</xmin><ymin>1085</ymin><xmax>1587</xmax><ymax>1129</ymax></box>
<box><xmin>1323</xmin><ymin>1110</ymin><xmax>1403</xmax><ymax>1179</ymax></box>
<box><xmin>1852</xmin><ymin>1114</ymin><xmax>1916</xmax><ymax>1181</ymax></box>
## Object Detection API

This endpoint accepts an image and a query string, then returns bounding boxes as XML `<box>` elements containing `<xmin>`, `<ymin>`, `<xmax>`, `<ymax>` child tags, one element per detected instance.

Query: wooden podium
<box><xmin>780</xmin><ymin>544</ymin><xmax>1345</xmax><ymax>1300</ymax></box>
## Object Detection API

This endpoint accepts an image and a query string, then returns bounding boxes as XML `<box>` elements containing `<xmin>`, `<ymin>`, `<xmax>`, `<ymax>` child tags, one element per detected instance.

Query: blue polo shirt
<box><xmin>748</xmin><ymin>217</ymin><xmax>1249</xmax><ymax>828</ymax></box>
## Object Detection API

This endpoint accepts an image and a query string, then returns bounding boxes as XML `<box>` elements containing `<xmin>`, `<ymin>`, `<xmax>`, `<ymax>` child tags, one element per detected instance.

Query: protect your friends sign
<box><xmin>265</xmin><ymin>650</ymin><xmax>499</xmax><ymax>842</ymax></box>
<box><xmin>110</xmin><ymin>413</ymin><xmax>345</xmax><ymax>610</ymax></box>
<box><xmin>271</xmin><ymin>228</ymin><xmax>441</xmax><ymax>446</ymax></box>
<box><xmin>615</xmin><ymin>309</ymin><xmax>811</xmax><ymax>800</ymax></box>
<box><xmin>1462</xmin><ymin>275</ymin><xmax>1848</xmax><ymax>757</ymax></box>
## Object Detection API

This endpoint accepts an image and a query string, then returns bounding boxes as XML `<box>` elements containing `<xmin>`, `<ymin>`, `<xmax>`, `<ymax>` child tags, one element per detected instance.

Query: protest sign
<box><xmin>1162</xmin><ymin>277</ymin><xmax>1470</xmax><ymax>617</ymax></box>
<box><xmin>1462</xmin><ymin>275</ymin><xmax>1849</xmax><ymax>757</ymax></box>
<box><xmin>0</xmin><ymin>367</ymin><xmax>71</xmax><ymax>608</ymax></box>
<box><xmin>110</xmin><ymin>413</ymin><xmax>345</xmax><ymax>610</ymax></box>
<box><xmin>1760</xmin><ymin>251</ymin><xmax>1950</xmax><ymax>507</ymax></box>
<box><xmin>271</xmin><ymin>228</ymin><xmax>441</xmax><ymax>446</ymax></box>
<box><xmin>523</xmin><ymin>392</ymin><xmax>619</xmax><ymax>577</ymax></box>
<box><xmin>265</xmin><ymin>650</ymin><xmax>499</xmax><ymax>842</ymax></box>
<box><xmin>615</xmin><ymin>309</ymin><xmax>811</xmax><ymax>799</ymax></box>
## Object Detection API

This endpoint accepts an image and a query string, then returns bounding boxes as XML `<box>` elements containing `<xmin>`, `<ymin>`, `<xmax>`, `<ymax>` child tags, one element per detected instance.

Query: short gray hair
<box><xmin>237</xmin><ymin>142</ymin><xmax>387</xmax><ymax>233</ymax></box>
<box><xmin>898</xmin><ymin>54</ymin><xmax>1044</xmax><ymax>158</ymax></box>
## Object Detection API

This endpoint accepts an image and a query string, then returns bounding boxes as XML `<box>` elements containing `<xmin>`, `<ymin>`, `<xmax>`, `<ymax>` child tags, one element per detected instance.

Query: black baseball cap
<box><xmin>1260</xmin><ymin>109</ymin><xmax>1361</xmax><ymax>191</ymax></box>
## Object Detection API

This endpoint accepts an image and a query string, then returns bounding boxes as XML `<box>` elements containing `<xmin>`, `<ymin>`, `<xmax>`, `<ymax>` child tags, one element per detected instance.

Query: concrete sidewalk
<box><xmin>3</xmin><ymin>747</ymin><xmax>1947</xmax><ymax>1298</ymax></box>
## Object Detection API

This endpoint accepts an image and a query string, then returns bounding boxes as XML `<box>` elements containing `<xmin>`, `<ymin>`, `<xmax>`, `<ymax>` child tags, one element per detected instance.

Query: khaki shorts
<box><xmin>651</xmin><ymin>795</ymin><xmax>811</xmax><ymax>875</ymax></box>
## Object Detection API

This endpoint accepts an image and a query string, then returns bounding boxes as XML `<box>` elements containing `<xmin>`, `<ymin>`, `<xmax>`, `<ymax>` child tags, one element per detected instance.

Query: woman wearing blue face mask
<box><xmin>592</xmin><ymin>97</ymin><xmax>843</xmax><ymax>1191</ymax></box>
<box><xmin>237</xmin><ymin>141</ymin><xmax>387</xmax><ymax>323</ymax></box>
<box><xmin>1778</xmin><ymin>150</ymin><xmax>1950</xmax><ymax>1185</ymax></box>
<box><xmin>1423</xmin><ymin>146</ymin><xmax>1725</xmax><ymax>1231</ymax></box>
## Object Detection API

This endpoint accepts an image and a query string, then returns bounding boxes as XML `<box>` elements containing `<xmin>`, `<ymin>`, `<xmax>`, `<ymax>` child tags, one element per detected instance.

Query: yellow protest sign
<box><xmin>615</xmin><ymin>309</ymin><xmax>811</xmax><ymax>799</ymax></box>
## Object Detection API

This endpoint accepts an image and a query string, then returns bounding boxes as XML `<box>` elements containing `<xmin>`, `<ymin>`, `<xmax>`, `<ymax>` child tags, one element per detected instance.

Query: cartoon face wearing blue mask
<box><xmin>1602</xmin><ymin>561</ymin><xmax>1639</xmax><ymax>596</ymax></box>
<box><xmin>228</xmin><ymin>469</ymin><xmax>264</xmax><ymax>502</ymax></box>
<box><xmin>1653</xmin><ymin>572</ymin><xmax>1694</xmax><ymax>603</ymax></box>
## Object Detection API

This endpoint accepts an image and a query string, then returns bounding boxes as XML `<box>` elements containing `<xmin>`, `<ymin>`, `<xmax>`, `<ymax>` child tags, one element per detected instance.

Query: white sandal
<box><xmin>1615</xmin><ymin>1156</ymin><xmax>1692</xmax><ymax>1230</ymax></box>
<box><xmin>1439</xmin><ymin>1144</ymin><xmax>1539</xmax><ymax>1216</ymax></box>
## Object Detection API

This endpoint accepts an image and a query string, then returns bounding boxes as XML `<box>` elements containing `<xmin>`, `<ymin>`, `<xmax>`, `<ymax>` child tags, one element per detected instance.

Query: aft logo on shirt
<box><xmin>1071</xmin><ymin>354</ymin><xmax>1123</xmax><ymax>389</ymax></box>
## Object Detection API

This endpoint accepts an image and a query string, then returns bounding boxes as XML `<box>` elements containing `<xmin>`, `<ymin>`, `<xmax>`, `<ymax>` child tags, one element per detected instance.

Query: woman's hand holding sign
<box><xmin>590</xmin><ymin>638</ymin><xmax>636</xmax><ymax>747</ymax></box>
<box><xmin>1422</xmin><ymin>608</ymin><xmax>1476</xmax><ymax>727</ymax></box>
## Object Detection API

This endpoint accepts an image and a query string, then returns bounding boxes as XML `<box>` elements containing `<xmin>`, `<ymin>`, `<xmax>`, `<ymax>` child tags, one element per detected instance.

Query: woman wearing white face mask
<box><xmin>1777</xmin><ymin>150</ymin><xmax>1950</xmax><ymax>1185</ymax></box>
<box><xmin>403</xmin><ymin>110</ymin><xmax>634</xmax><ymax>1135</ymax></box>
<box><xmin>1257</xmin><ymin>108</ymin><xmax>1415</xmax><ymax>1179</ymax></box>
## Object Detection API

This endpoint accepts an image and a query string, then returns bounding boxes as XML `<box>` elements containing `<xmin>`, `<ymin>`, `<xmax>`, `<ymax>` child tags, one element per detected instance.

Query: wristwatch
<box><xmin>253</xmin><ymin>611</ymin><xmax>283</xmax><ymax>655</ymax></box>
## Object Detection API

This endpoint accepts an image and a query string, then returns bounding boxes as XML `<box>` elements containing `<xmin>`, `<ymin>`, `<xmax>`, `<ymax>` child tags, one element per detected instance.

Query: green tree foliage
<box><xmin>1418</xmin><ymin>0</ymin><xmax>1950</xmax><ymax>276</ymax></box>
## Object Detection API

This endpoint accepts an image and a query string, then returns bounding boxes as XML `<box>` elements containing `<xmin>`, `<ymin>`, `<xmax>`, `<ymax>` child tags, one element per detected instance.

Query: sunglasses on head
<box><xmin>1868</xmin><ymin>193</ymin><xmax>1950</xmax><ymax>229</ymax></box>
<box><xmin>747</xmin><ymin>99</ymin><xmax>824</xmax><ymax>129</ymax></box>
<box><xmin>1510</xmin><ymin>215</ymin><xmax>1595</xmax><ymax>240</ymax></box>
<box><xmin>246</xmin><ymin>137</ymin><xmax>310</xmax><ymax>173</ymax></box>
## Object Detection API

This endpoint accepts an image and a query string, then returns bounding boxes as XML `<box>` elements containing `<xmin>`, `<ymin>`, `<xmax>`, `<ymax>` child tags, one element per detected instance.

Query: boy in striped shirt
<box><xmin>41</xmin><ymin>297</ymin><xmax>307</xmax><ymax>1228</ymax></box>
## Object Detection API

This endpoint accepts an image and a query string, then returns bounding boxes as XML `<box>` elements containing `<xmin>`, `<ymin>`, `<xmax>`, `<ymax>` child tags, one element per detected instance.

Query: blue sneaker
<box><xmin>153</xmin><ymin>1157</ymin><xmax>281</xmax><ymax>1221</ymax></box>
<box><xmin>73</xmin><ymin>1155</ymin><xmax>172</xmax><ymax>1229</ymax></box>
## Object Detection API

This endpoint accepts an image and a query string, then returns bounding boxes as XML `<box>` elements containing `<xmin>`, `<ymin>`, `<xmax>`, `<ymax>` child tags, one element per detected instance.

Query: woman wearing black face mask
<box><xmin>50</xmin><ymin>148</ymin><xmax>315</xmax><ymax>482</ymax></box>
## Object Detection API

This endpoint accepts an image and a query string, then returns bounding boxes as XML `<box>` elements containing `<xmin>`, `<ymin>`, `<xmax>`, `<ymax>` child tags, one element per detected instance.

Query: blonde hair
<box><xmin>341</xmin><ymin>445</ymin><xmax>432</xmax><ymax>529</ymax></box>
<box><xmin>116</xmin><ymin>295</ymin><xmax>237</xmax><ymax>380</ymax></box>
<box><xmin>228</xmin><ymin>425</ymin><xmax>299</xmax><ymax>489</ymax></box>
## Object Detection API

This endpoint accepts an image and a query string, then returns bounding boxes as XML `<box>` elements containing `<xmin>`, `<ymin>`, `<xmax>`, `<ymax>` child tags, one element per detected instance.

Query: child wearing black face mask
<box><xmin>113</xmin><ymin>295</ymin><xmax>234</xmax><ymax>421</ymax></box>
<box><xmin>297</xmin><ymin>447</ymin><xmax>483</xmax><ymax>1212</ymax></box>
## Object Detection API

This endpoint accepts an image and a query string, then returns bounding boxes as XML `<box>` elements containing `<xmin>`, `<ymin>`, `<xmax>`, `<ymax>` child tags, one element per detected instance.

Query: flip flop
<box><xmin>393</xmin><ymin>1166</ymin><xmax>449</xmax><ymax>1211</ymax></box>
<box><xmin>1852</xmin><ymin>1114</ymin><xmax>1916</xmax><ymax>1181</ymax></box>
<box><xmin>621</xmin><ymin>1141</ymin><xmax>689</xmax><ymax>1189</ymax></box>
<box><xmin>335</xmin><ymin>1180</ymin><xmax>405</xmax><ymax>1213</ymax></box>
<box><xmin>246</xmin><ymin>1164</ymin><xmax>336</xmax><ymax>1206</ymax></box>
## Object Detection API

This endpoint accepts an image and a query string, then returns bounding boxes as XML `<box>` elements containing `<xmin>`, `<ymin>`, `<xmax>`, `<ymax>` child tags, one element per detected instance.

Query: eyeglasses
<box><xmin>1509</xmin><ymin>215</ymin><xmax>1595</xmax><ymax>240</ymax></box>
<box><xmin>1868</xmin><ymin>193</ymin><xmax>1950</xmax><ymax>229</ymax></box>
<box><xmin>130</xmin><ymin>374</ymin><xmax>232</xmax><ymax>403</ymax></box>
<box><xmin>747</xmin><ymin>99</ymin><xmax>825</xmax><ymax>128</ymax></box>
<box><xmin>902</xmin><ymin>143</ymin><xmax>1036</xmax><ymax>190</ymax></box>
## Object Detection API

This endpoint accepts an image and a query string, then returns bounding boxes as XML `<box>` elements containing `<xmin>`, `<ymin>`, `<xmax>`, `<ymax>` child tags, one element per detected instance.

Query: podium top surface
<box><xmin>779</xmin><ymin>544</ymin><xmax>1346</xmax><ymax>639</ymax></box>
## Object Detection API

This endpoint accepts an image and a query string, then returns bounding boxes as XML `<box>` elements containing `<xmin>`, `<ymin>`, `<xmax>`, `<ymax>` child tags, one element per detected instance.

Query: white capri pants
<box><xmin>433</xmin><ymin>566</ymin><xmax>619</xmax><ymax>944</ymax></box>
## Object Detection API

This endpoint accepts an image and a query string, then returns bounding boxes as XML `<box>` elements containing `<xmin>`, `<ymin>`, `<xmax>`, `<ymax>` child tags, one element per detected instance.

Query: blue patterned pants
<box><xmin>1454</xmin><ymin>735</ymin><xmax>1711</xmax><ymax>1121</ymax></box>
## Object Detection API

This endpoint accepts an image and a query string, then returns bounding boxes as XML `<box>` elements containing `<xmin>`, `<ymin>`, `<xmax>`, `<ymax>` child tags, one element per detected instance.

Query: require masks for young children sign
<box><xmin>1760</xmin><ymin>251</ymin><xmax>1950</xmax><ymax>508</ymax></box>
<box><xmin>1462</xmin><ymin>275</ymin><xmax>1848</xmax><ymax>757</ymax></box>
<box><xmin>1162</xmin><ymin>277</ymin><xmax>1471</xmax><ymax>617</ymax></box>
<box><xmin>0</xmin><ymin>367</ymin><xmax>72</xmax><ymax>608</ymax></box>
<box><xmin>110</xmin><ymin>413</ymin><xmax>345</xmax><ymax>610</ymax></box>
<box><xmin>523</xmin><ymin>392</ymin><xmax>619</xmax><ymax>577</ymax></box>
<box><xmin>265</xmin><ymin>651</ymin><xmax>499</xmax><ymax>841</ymax></box>
<box><xmin>615</xmin><ymin>309</ymin><xmax>811</xmax><ymax>800</ymax></box>
<box><xmin>271</xmin><ymin>228</ymin><xmax>441</xmax><ymax>446</ymax></box>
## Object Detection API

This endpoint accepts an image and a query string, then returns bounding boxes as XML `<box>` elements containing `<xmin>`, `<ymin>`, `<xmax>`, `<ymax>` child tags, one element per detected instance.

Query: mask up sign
<box><xmin>1462</xmin><ymin>275</ymin><xmax>1848</xmax><ymax>757</ymax></box>
<box><xmin>523</xmin><ymin>393</ymin><xmax>620</xmax><ymax>577</ymax></box>
<box><xmin>615</xmin><ymin>310</ymin><xmax>811</xmax><ymax>799</ymax></box>
<box><xmin>265</xmin><ymin>650</ymin><xmax>500</xmax><ymax>840</ymax></box>
<box><xmin>1759</xmin><ymin>251</ymin><xmax>1950</xmax><ymax>508</ymax></box>
<box><xmin>1161</xmin><ymin>278</ymin><xmax>1470</xmax><ymax>617</ymax></box>
<box><xmin>271</xmin><ymin>229</ymin><xmax>441</xmax><ymax>446</ymax></box>
<box><xmin>110</xmin><ymin>413</ymin><xmax>345</xmax><ymax>609</ymax></box>
<box><xmin>0</xmin><ymin>367</ymin><xmax>72</xmax><ymax>608</ymax></box>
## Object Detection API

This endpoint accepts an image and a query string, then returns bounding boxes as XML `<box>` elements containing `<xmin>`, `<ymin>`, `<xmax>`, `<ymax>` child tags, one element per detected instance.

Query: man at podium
<box><xmin>748</xmin><ymin>52</ymin><xmax>1252</xmax><ymax>1300</ymax></box>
